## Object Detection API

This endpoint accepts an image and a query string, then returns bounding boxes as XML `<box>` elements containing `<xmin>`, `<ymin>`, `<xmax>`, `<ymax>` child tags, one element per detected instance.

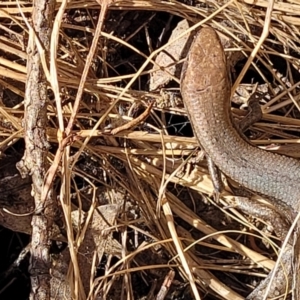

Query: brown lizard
<box><xmin>180</xmin><ymin>27</ymin><xmax>300</xmax><ymax>299</ymax></box>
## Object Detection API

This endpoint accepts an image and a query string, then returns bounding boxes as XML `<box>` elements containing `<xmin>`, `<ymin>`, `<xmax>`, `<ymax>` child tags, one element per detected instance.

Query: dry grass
<box><xmin>1</xmin><ymin>0</ymin><xmax>300</xmax><ymax>299</ymax></box>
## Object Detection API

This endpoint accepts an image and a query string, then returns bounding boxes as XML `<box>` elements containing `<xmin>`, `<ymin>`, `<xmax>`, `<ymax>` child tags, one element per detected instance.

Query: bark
<box><xmin>16</xmin><ymin>0</ymin><xmax>56</xmax><ymax>299</ymax></box>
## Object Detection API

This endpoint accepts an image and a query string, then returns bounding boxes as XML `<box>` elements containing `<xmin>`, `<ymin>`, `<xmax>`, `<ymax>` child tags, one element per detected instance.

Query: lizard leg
<box><xmin>207</xmin><ymin>156</ymin><xmax>223</xmax><ymax>194</ymax></box>
<box><xmin>238</xmin><ymin>92</ymin><xmax>264</xmax><ymax>132</ymax></box>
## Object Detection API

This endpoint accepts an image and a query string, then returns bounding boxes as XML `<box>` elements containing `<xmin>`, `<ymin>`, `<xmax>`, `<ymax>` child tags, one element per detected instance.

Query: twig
<box><xmin>16</xmin><ymin>0</ymin><xmax>57</xmax><ymax>298</ymax></box>
<box><xmin>110</xmin><ymin>101</ymin><xmax>154</xmax><ymax>135</ymax></box>
<box><xmin>65</xmin><ymin>0</ymin><xmax>114</xmax><ymax>136</ymax></box>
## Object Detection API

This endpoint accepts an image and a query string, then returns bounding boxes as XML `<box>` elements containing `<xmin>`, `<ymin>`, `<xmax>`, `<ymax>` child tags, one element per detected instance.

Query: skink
<box><xmin>180</xmin><ymin>27</ymin><xmax>300</xmax><ymax>299</ymax></box>
<box><xmin>181</xmin><ymin>27</ymin><xmax>300</xmax><ymax>217</ymax></box>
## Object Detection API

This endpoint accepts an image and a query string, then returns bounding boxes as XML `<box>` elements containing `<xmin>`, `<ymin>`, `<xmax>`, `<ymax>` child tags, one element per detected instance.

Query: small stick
<box><xmin>110</xmin><ymin>101</ymin><xmax>154</xmax><ymax>135</ymax></box>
